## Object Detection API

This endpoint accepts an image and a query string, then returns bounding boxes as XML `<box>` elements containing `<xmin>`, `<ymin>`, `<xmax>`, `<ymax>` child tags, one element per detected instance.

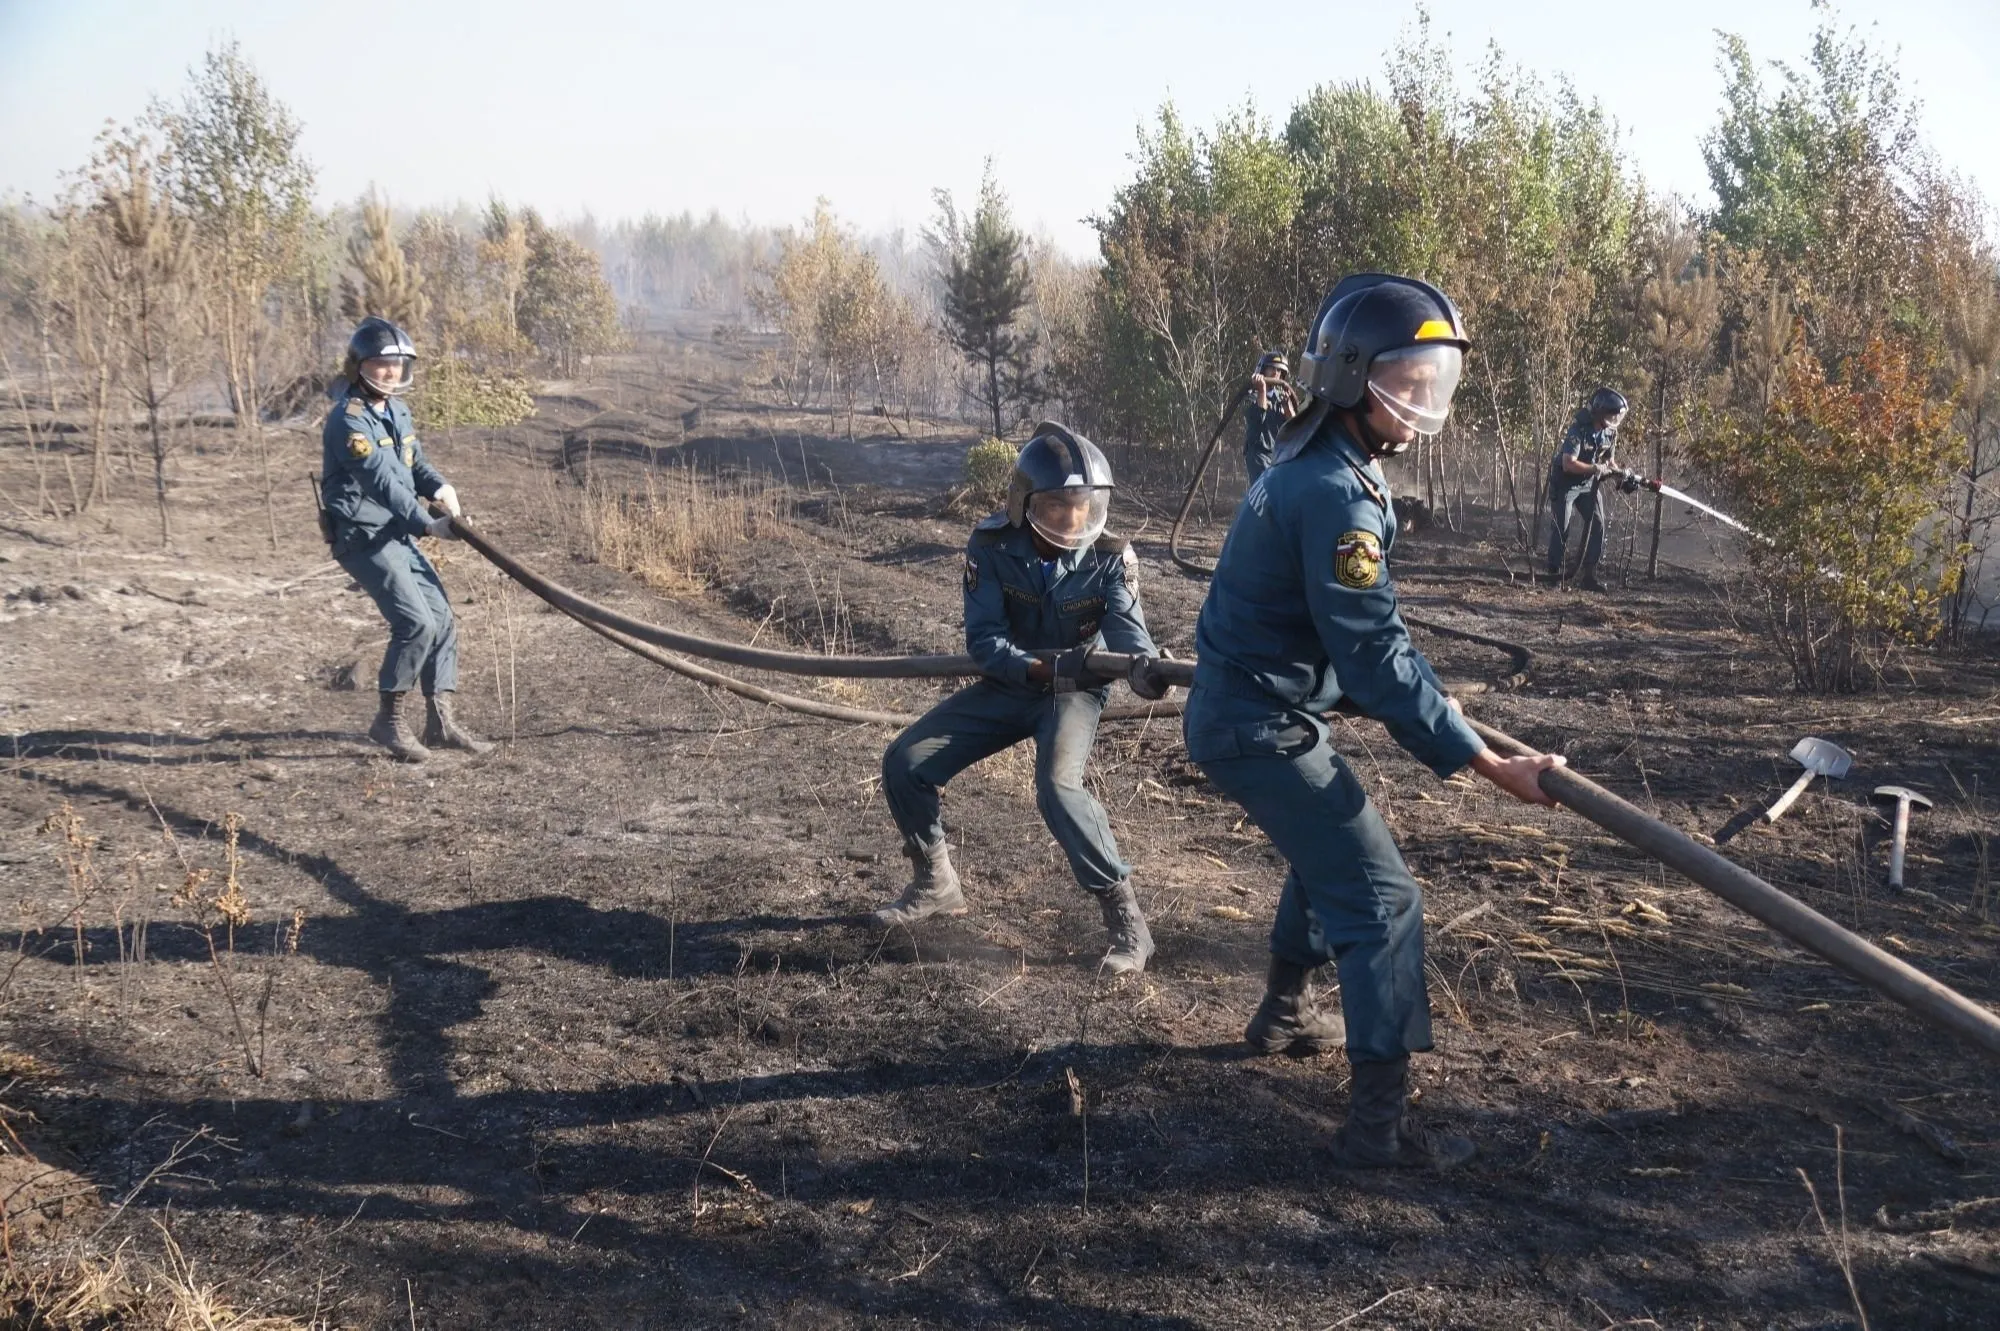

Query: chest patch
<box><xmin>1059</xmin><ymin>595</ymin><xmax>1106</xmax><ymax>617</ymax></box>
<box><xmin>1002</xmin><ymin>583</ymin><xmax>1040</xmax><ymax>607</ymax></box>
<box><xmin>1334</xmin><ymin>530</ymin><xmax>1385</xmax><ymax>590</ymax></box>
<box><xmin>347</xmin><ymin>433</ymin><xmax>373</xmax><ymax>459</ymax></box>
<box><xmin>400</xmin><ymin>442</ymin><xmax>414</xmax><ymax>467</ymax></box>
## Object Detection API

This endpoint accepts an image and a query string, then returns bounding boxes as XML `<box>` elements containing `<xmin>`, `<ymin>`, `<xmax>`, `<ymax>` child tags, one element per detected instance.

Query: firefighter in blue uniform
<box><xmin>1545</xmin><ymin>386</ymin><xmax>1629</xmax><ymax>590</ymax></box>
<box><xmin>1242</xmin><ymin>351</ymin><xmax>1297</xmax><ymax>483</ymax></box>
<box><xmin>319</xmin><ymin>317</ymin><xmax>491</xmax><ymax>762</ymax></box>
<box><xmin>1184</xmin><ymin>274</ymin><xmax>1564</xmax><ymax>1168</ymax></box>
<box><xmin>872</xmin><ymin>422</ymin><xmax>1169</xmax><ymax>975</ymax></box>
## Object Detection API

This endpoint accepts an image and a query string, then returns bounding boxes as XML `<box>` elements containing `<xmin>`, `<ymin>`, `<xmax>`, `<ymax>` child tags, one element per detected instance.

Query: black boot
<box><xmin>1330</xmin><ymin>1057</ymin><xmax>1475</xmax><ymax>1170</ymax></box>
<box><xmin>368</xmin><ymin>691</ymin><xmax>431</xmax><ymax>763</ymax></box>
<box><xmin>1096</xmin><ymin>880</ymin><xmax>1154</xmax><ymax>976</ymax></box>
<box><xmin>423</xmin><ymin>691</ymin><xmax>494</xmax><ymax>754</ymax></box>
<box><xmin>869</xmin><ymin>839</ymin><xmax>968</xmax><ymax>928</ymax></box>
<box><xmin>1244</xmin><ymin>957</ymin><xmax>1347</xmax><ymax>1056</ymax></box>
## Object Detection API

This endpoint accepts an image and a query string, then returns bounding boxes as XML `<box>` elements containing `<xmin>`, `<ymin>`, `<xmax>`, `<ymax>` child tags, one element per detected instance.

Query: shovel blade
<box><xmin>1788</xmin><ymin>736</ymin><xmax>1852</xmax><ymax>779</ymax></box>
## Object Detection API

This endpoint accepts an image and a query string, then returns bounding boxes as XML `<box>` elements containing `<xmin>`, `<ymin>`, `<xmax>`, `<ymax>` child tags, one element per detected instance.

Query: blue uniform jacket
<box><xmin>1243</xmin><ymin>386</ymin><xmax>1287</xmax><ymax>455</ymax></box>
<box><xmin>320</xmin><ymin>383</ymin><xmax>447</xmax><ymax>552</ymax></box>
<box><xmin>1550</xmin><ymin>410</ymin><xmax>1617</xmax><ymax>491</ymax></box>
<box><xmin>962</xmin><ymin>516</ymin><xmax>1156</xmax><ymax>696</ymax></box>
<box><xmin>1190</xmin><ymin>420</ymin><xmax>1483</xmax><ymax>778</ymax></box>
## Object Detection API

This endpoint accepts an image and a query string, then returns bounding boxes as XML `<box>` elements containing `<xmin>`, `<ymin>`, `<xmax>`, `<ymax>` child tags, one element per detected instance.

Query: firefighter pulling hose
<box><xmin>437</xmin><ymin>435</ymin><xmax>2000</xmax><ymax>1069</ymax></box>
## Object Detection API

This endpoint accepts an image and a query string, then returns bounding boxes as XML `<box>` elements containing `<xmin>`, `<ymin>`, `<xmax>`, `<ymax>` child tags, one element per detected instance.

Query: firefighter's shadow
<box><xmin>13</xmin><ymin>767</ymin><xmax>848</xmax><ymax>1104</ymax></box>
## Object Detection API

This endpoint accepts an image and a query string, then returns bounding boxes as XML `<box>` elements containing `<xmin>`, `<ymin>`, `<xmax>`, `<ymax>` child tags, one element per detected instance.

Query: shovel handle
<box><xmin>1763</xmin><ymin>768</ymin><xmax>1818</xmax><ymax>823</ymax></box>
<box><xmin>1887</xmin><ymin>800</ymin><xmax>1912</xmax><ymax>892</ymax></box>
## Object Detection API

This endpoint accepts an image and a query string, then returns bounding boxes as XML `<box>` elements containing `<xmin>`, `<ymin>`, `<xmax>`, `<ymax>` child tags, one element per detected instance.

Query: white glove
<box><xmin>425</xmin><ymin>514</ymin><xmax>457</xmax><ymax>540</ymax></box>
<box><xmin>434</xmin><ymin>484</ymin><xmax>462</xmax><ymax>518</ymax></box>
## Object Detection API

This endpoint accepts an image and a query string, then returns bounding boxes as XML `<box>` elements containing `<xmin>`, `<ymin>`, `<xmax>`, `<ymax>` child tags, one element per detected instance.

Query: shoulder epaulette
<box><xmin>1092</xmin><ymin>531</ymin><xmax>1129</xmax><ymax>557</ymax></box>
<box><xmin>970</xmin><ymin>513</ymin><xmax>1012</xmax><ymax>545</ymax></box>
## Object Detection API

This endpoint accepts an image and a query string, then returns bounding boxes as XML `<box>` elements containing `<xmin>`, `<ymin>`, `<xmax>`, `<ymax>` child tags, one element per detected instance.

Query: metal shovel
<box><xmin>1716</xmin><ymin>737</ymin><xmax>1853</xmax><ymax>845</ymax></box>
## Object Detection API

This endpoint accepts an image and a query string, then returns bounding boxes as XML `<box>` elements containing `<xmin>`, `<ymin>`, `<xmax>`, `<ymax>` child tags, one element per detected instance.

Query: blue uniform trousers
<box><xmin>883</xmin><ymin>680</ymin><xmax>1130</xmax><ymax>893</ymax></box>
<box><xmin>1546</xmin><ymin>481</ymin><xmax>1605</xmax><ymax>576</ymax></box>
<box><xmin>338</xmin><ymin>535</ymin><xmax>459</xmax><ymax>695</ymax></box>
<box><xmin>1244</xmin><ymin>439</ymin><xmax>1273</xmax><ymax>484</ymax></box>
<box><xmin>1185</xmin><ymin>685</ymin><xmax>1433</xmax><ymax>1063</ymax></box>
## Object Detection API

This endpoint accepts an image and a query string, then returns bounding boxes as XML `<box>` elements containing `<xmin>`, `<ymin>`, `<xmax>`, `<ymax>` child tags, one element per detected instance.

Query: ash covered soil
<box><xmin>3</xmin><ymin>342</ymin><xmax>1999</xmax><ymax>1329</ymax></box>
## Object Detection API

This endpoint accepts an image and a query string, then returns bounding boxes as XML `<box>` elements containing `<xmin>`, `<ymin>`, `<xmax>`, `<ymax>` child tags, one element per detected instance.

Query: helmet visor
<box><xmin>1365</xmin><ymin>343</ymin><xmax>1463</xmax><ymax>437</ymax></box>
<box><xmin>1027</xmin><ymin>487</ymin><xmax>1110</xmax><ymax>551</ymax></box>
<box><xmin>360</xmin><ymin>354</ymin><xmax>415</xmax><ymax>397</ymax></box>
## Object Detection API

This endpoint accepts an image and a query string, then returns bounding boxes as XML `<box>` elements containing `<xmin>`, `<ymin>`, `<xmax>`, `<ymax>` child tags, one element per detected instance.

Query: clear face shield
<box><xmin>1364</xmin><ymin>343</ymin><xmax>1464</xmax><ymax>439</ymax></box>
<box><xmin>1027</xmin><ymin>487</ymin><xmax>1110</xmax><ymax>552</ymax></box>
<box><xmin>359</xmin><ymin>354</ymin><xmax>415</xmax><ymax>397</ymax></box>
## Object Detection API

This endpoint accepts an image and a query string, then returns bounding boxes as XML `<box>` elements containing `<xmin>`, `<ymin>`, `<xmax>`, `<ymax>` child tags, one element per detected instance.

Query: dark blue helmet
<box><xmin>343</xmin><ymin>317</ymin><xmax>418</xmax><ymax>396</ymax></box>
<box><xmin>1006</xmin><ymin>421</ymin><xmax>1114</xmax><ymax>551</ymax></box>
<box><xmin>1588</xmin><ymin>386</ymin><xmax>1628</xmax><ymax>422</ymax></box>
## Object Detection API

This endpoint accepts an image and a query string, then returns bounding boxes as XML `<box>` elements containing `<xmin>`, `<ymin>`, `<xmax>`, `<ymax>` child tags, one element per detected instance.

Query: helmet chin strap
<box><xmin>1341</xmin><ymin>407</ymin><xmax>1411</xmax><ymax>459</ymax></box>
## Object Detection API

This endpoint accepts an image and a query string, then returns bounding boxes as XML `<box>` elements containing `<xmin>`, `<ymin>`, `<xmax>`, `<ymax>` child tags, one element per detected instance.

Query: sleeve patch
<box><xmin>963</xmin><ymin>554</ymin><xmax>979</xmax><ymax>592</ymax></box>
<box><xmin>347</xmin><ymin>433</ymin><xmax>373</xmax><ymax>459</ymax></box>
<box><xmin>1334</xmin><ymin>530</ymin><xmax>1385</xmax><ymax>589</ymax></box>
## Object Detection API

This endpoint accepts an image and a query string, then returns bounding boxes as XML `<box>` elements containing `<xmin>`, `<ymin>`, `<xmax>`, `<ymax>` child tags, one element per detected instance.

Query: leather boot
<box><xmin>869</xmin><ymin>839</ymin><xmax>968</xmax><ymax>928</ymax></box>
<box><xmin>1096</xmin><ymin>880</ymin><xmax>1154</xmax><ymax>976</ymax></box>
<box><xmin>423</xmin><ymin>691</ymin><xmax>494</xmax><ymax>754</ymax></box>
<box><xmin>1330</xmin><ymin>1057</ymin><xmax>1475</xmax><ymax>1170</ymax></box>
<box><xmin>1244</xmin><ymin>957</ymin><xmax>1347</xmax><ymax>1056</ymax></box>
<box><xmin>368</xmin><ymin>691</ymin><xmax>430</xmax><ymax>763</ymax></box>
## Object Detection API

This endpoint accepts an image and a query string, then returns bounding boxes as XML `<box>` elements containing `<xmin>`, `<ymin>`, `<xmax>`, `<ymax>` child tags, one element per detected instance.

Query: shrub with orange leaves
<box><xmin>1689</xmin><ymin>337</ymin><xmax>1967</xmax><ymax>691</ymax></box>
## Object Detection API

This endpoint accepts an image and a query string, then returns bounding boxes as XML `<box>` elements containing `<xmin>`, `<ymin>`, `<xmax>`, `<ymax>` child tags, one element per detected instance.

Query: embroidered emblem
<box><xmin>347</xmin><ymin>433</ymin><xmax>373</xmax><ymax>459</ymax></box>
<box><xmin>963</xmin><ymin>555</ymin><xmax>979</xmax><ymax>593</ymax></box>
<box><xmin>1334</xmin><ymin>530</ymin><xmax>1385</xmax><ymax>590</ymax></box>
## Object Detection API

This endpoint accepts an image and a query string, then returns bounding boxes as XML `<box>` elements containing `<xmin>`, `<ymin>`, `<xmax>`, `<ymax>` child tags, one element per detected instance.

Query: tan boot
<box><xmin>869</xmin><ymin>840</ymin><xmax>968</xmax><ymax>928</ymax></box>
<box><xmin>423</xmin><ymin>691</ymin><xmax>494</xmax><ymax>754</ymax></box>
<box><xmin>368</xmin><ymin>691</ymin><xmax>430</xmax><ymax>763</ymax></box>
<box><xmin>1096</xmin><ymin>880</ymin><xmax>1154</xmax><ymax>976</ymax></box>
<box><xmin>1244</xmin><ymin>957</ymin><xmax>1347</xmax><ymax>1056</ymax></box>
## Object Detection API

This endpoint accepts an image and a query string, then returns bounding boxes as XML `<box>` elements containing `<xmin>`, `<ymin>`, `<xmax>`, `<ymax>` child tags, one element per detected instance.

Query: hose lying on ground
<box><xmin>453</xmin><ymin>517</ymin><xmax>2000</xmax><ymax>1063</ymax></box>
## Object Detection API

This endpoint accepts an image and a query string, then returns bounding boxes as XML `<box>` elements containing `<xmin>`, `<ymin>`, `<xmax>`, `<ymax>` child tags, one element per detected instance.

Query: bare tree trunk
<box><xmin>1646</xmin><ymin>377</ymin><xmax>1668</xmax><ymax>579</ymax></box>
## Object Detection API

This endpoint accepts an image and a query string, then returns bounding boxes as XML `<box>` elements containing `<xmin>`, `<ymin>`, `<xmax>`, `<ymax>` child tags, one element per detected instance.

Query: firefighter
<box><xmin>1184</xmin><ymin>274</ymin><xmax>1565</xmax><ymax>1168</ymax></box>
<box><xmin>873</xmin><ymin>422</ymin><xmax>1169</xmax><ymax>975</ymax></box>
<box><xmin>320</xmin><ymin>317</ymin><xmax>491</xmax><ymax>762</ymax></box>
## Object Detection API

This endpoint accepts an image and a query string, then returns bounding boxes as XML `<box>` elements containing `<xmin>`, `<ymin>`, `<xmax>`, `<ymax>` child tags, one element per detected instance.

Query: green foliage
<box><xmin>962</xmin><ymin>437</ymin><xmax>1018</xmax><ymax>505</ymax></box>
<box><xmin>1088</xmin><ymin>101</ymin><xmax>1299</xmax><ymax>453</ymax></box>
<box><xmin>1688</xmin><ymin>338</ymin><xmax>1967</xmax><ymax>691</ymax></box>
<box><xmin>158</xmin><ymin>40</ymin><xmax>319</xmax><ymax>427</ymax></box>
<box><xmin>519</xmin><ymin>209</ymin><xmax>625</xmax><ymax>377</ymax></box>
<box><xmin>339</xmin><ymin>196</ymin><xmax>427</xmax><ymax>329</ymax></box>
<box><xmin>415</xmin><ymin>356</ymin><xmax>536</xmax><ymax>429</ymax></box>
<box><xmin>1702</xmin><ymin>17</ymin><xmax>1960</xmax><ymax>364</ymax></box>
<box><xmin>1082</xmin><ymin>16</ymin><xmax>1642</xmax><ymax>504</ymax></box>
<box><xmin>753</xmin><ymin>200</ymin><xmax>918</xmax><ymax>431</ymax></box>
<box><xmin>933</xmin><ymin>164</ymin><xmax>1038</xmax><ymax>438</ymax></box>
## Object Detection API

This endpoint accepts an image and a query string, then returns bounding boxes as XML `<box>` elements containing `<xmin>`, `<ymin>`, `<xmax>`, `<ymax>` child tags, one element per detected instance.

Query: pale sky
<box><xmin>1</xmin><ymin>0</ymin><xmax>1995</xmax><ymax>255</ymax></box>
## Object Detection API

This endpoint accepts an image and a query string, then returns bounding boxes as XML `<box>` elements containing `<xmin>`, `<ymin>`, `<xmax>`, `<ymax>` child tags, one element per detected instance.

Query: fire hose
<box><xmin>450</xmin><ymin>516</ymin><xmax>2000</xmax><ymax>1062</ymax></box>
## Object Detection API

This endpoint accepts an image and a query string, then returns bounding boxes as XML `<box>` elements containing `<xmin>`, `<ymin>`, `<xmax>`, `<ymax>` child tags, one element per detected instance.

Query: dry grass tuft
<box><xmin>3</xmin><ymin>1229</ymin><xmax>321</xmax><ymax>1329</ymax></box>
<box><xmin>581</xmin><ymin>467</ymin><xmax>790</xmax><ymax>595</ymax></box>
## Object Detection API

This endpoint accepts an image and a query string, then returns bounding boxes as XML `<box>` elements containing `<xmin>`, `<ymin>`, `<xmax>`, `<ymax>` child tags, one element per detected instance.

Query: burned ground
<box><xmin>2</xmin><ymin>336</ymin><xmax>1997</xmax><ymax>1329</ymax></box>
